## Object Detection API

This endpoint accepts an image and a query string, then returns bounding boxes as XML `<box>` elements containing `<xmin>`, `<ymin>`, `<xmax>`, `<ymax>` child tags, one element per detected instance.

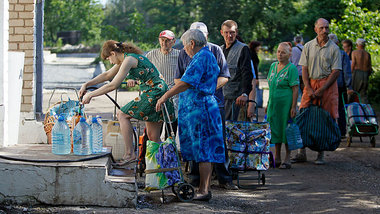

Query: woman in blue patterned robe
<box><xmin>156</xmin><ymin>29</ymin><xmax>225</xmax><ymax>201</ymax></box>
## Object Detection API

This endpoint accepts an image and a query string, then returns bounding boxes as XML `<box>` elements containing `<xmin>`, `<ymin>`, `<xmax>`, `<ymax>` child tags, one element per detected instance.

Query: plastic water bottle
<box><xmin>52</xmin><ymin>115</ymin><xmax>71</xmax><ymax>155</ymax></box>
<box><xmin>73</xmin><ymin>117</ymin><xmax>93</xmax><ymax>155</ymax></box>
<box><xmin>91</xmin><ymin>117</ymin><xmax>103</xmax><ymax>153</ymax></box>
<box><xmin>286</xmin><ymin>120</ymin><xmax>303</xmax><ymax>150</ymax></box>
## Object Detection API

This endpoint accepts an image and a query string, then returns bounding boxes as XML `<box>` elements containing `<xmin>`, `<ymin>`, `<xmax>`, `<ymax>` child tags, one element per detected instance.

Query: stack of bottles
<box><xmin>51</xmin><ymin>114</ymin><xmax>103</xmax><ymax>155</ymax></box>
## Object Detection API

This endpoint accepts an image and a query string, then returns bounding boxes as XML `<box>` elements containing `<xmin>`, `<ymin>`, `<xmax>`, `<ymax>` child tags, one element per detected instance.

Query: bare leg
<box><xmin>117</xmin><ymin>110</ymin><xmax>136</xmax><ymax>161</ymax></box>
<box><xmin>145</xmin><ymin>121</ymin><xmax>162</xmax><ymax>142</ymax></box>
<box><xmin>284</xmin><ymin>144</ymin><xmax>291</xmax><ymax>164</ymax></box>
<box><xmin>198</xmin><ymin>162</ymin><xmax>212</xmax><ymax>195</ymax></box>
<box><xmin>275</xmin><ymin>143</ymin><xmax>282</xmax><ymax>164</ymax></box>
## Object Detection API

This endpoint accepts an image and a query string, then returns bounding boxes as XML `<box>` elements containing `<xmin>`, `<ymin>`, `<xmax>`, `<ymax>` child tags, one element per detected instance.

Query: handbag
<box><xmin>295</xmin><ymin>101</ymin><xmax>341</xmax><ymax>151</ymax></box>
<box><xmin>255</xmin><ymin>86</ymin><xmax>263</xmax><ymax>108</ymax></box>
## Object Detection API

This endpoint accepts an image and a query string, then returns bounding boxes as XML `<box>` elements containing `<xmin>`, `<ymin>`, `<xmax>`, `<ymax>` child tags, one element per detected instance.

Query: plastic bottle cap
<box><xmin>92</xmin><ymin>117</ymin><xmax>98</xmax><ymax>123</ymax></box>
<box><xmin>58</xmin><ymin>116</ymin><xmax>65</xmax><ymax>121</ymax></box>
<box><xmin>80</xmin><ymin>117</ymin><xmax>86</xmax><ymax>122</ymax></box>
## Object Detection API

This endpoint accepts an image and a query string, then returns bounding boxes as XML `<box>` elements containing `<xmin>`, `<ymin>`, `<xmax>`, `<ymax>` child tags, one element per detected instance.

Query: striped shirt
<box><xmin>145</xmin><ymin>48</ymin><xmax>180</xmax><ymax>88</ymax></box>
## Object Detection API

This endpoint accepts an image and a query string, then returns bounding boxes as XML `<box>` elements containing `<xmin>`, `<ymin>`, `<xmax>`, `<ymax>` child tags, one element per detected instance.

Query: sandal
<box><xmin>279</xmin><ymin>163</ymin><xmax>291</xmax><ymax>169</ymax></box>
<box><xmin>193</xmin><ymin>191</ymin><xmax>212</xmax><ymax>201</ymax></box>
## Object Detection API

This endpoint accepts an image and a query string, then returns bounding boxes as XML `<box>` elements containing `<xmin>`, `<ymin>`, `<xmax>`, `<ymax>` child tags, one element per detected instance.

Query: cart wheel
<box><xmin>261</xmin><ymin>174</ymin><xmax>266</xmax><ymax>185</ymax></box>
<box><xmin>176</xmin><ymin>183</ymin><xmax>195</xmax><ymax>202</ymax></box>
<box><xmin>370</xmin><ymin>136</ymin><xmax>376</xmax><ymax>147</ymax></box>
<box><xmin>347</xmin><ymin>137</ymin><xmax>352</xmax><ymax>147</ymax></box>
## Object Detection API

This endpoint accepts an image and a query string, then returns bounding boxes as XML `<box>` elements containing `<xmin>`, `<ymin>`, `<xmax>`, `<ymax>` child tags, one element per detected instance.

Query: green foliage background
<box><xmin>43</xmin><ymin>0</ymin><xmax>380</xmax><ymax>104</ymax></box>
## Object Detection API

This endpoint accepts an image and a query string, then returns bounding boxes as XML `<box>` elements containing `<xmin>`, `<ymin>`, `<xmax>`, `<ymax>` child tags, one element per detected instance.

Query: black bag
<box><xmin>295</xmin><ymin>103</ymin><xmax>341</xmax><ymax>151</ymax></box>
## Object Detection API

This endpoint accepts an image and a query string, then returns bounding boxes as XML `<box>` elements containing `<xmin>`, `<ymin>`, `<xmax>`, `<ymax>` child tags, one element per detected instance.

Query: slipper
<box><xmin>112</xmin><ymin>159</ymin><xmax>137</xmax><ymax>167</ymax></box>
<box><xmin>279</xmin><ymin>163</ymin><xmax>291</xmax><ymax>169</ymax></box>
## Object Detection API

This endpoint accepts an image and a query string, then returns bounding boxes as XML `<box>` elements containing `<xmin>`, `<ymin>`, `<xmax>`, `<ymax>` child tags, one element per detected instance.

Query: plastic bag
<box><xmin>285</xmin><ymin>121</ymin><xmax>303</xmax><ymax>150</ymax></box>
<box><xmin>144</xmin><ymin>138</ymin><xmax>181</xmax><ymax>191</ymax></box>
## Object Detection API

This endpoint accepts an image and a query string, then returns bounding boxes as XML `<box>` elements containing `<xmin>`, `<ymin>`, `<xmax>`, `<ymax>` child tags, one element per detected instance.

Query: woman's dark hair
<box><xmin>249</xmin><ymin>41</ymin><xmax>261</xmax><ymax>53</ymax></box>
<box><xmin>342</xmin><ymin>39</ymin><xmax>353</xmax><ymax>49</ymax></box>
<box><xmin>101</xmin><ymin>40</ymin><xmax>143</xmax><ymax>60</ymax></box>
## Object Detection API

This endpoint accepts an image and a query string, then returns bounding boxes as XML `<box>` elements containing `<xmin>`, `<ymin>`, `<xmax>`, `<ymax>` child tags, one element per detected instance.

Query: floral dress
<box><xmin>267</xmin><ymin>62</ymin><xmax>299</xmax><ymax>144</ymax></box>
<box><xmin>178</xmin><ymin>47</ymin><xmax>225</xmax><ymax>163</ymax></box>
<box><xmin>120</xmin><ymin>53</ymin><xmax>175</xmax><ymax>122</ymax></box>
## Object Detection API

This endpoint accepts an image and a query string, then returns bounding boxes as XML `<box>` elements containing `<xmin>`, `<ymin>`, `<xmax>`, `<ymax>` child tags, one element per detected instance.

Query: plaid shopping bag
<box><xmin>295</xmin><ymin>104</ymin><xmax>341</xmax><ymax>152</ymax></box>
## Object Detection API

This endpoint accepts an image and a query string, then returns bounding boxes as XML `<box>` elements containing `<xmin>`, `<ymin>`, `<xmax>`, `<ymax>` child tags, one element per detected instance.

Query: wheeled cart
<box><xmin>226</xmin><ymin>100</ymin><xmax>273</xmax><ymax>188</ymax></box>
<box><xmin>343</xmin><ymin>91</ymin><xmax>378</xmax><ymax>147</ymax></box>
<box><xmin>144</xmin><ymin>103</ymin><xmax>194</xmax><ymax>203</ymax></box>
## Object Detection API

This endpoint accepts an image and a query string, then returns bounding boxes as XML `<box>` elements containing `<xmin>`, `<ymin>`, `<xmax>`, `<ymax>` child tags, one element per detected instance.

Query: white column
<box><xmin>5</xmin><ymin>52</ymin><xmax>25</xmax><ymax>147</ymax></box>
<box><xmin>0</xmin><ymin>0</ymin><xmax>9</xmax><ymax>147</ymax></box>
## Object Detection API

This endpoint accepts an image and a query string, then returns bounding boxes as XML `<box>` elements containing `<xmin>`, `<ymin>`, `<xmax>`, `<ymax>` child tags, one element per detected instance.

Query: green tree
<box><xmin>300</xmin><ymin>0</ymin><xmax>346</xmax><ymax>40</ymax></box>
<box><xmin>44</xmin><ymin>0</ymin><xmax>104</xmax><ymax>45</ymax></box>
<box><xmin>330</xmin><ymin>0</ymin><xmax>380</xmax><ymax>55</ymax></box>
<box><xmin>330</xmin><ymin>0</ymin><xmax>380</xmax><ymax>104</ymax></box>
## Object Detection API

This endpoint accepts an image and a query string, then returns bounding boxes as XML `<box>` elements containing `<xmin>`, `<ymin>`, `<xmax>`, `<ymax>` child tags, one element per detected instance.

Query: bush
<box><xmin>368</xmin><ymin>70</ymin><xmax>380</xmax><ymax>105</ymax></box>
<box><xmin>258</xmin><ymin>52</ymin><xmax>276</xmax><ymax>79</ymax></box>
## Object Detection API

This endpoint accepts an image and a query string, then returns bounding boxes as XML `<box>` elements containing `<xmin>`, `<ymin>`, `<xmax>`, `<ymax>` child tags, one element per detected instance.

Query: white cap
<box><xmin>190</xmin><ymin>22</ymin><xmax>208</xmax><ymax>38</ymax></box>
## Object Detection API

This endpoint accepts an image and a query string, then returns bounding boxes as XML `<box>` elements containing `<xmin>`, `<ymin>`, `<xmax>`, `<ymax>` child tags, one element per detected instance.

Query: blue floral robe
<box><xmin>179</xmin><ymin>47</ymin><xmax>225</xmax><ymax>163</ymax></box>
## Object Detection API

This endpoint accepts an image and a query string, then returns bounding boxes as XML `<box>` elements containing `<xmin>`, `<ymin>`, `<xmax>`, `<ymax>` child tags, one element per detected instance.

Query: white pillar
<box><xmin>0</xmin><ymin>0</ymin><xmax>9</xmax><ymax>148</ymax></box>
<box><xmin>5</xmin><ymin>52</ymin><xmax>25</xmax><ymax>147</ymax></box>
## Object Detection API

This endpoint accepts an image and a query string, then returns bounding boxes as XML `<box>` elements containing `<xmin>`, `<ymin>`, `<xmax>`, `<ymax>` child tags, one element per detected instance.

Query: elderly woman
<box><xmin>80</xmin><ymin>40</ymin><xmax>175</xmax><ymax>165</ymax></box>
<box><xmin>156</xmin><ymin>29</ymin><xmax>225</xmax><ymax>201</ymax></box>
<box><xmin>266</xmin><ymin>42</ymin><xmax>299</xmax><ymax>169</ymax></box>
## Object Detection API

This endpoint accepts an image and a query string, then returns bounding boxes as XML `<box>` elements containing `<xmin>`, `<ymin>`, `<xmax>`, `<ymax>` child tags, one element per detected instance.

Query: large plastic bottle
<box><xmin>91</xmin><ymin>117</ymin><xmax>103</xmax><ymax>153</ymax></box>
<box><xmin>51</xmin><ymin>115</ymin><xmax>71</xmax><ymax>155</ymax></box>
<box><xmin>73</xmin><ymin>117</ymin><xmax>93</xmax><ymax>155</ymax></box>
<box><xmin>285</xmin><ymin>119</ymin><xmax>303</xmax><ymax>151</ymax></box>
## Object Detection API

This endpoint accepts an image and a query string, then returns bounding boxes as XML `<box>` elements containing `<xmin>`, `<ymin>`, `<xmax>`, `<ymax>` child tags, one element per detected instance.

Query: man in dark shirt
<box><xmin>220</xmin><ymin>20</ymin><xmax>253</xmax><ymax>120</ymax></box>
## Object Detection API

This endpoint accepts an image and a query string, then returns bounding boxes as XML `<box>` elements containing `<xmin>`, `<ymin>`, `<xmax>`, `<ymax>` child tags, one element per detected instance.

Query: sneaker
<box><xmin>219</xmin><ymin>182</ymin><xmax>239</xmax><ymax>190</ymax></box>
<box><xmin>291</xmin><ymin>153</ymin><xmax>307</xmax><ymax>163</ymax></box>
<box><xmin>314</xmin><ymin>152</ymin><xmax>325</xmax><ymax>165</ymax></box>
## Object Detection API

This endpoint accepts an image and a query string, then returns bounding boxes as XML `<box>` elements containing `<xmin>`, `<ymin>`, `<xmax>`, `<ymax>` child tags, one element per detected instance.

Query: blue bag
<box><xmin>255</xmin><ymin>87</ymin><xmax>263</xmax><ymax>108</ymax></box>
<box><xmin>295</xmin><ymin>104</ymin><xmax>341</xmax><ymax>151</ymax></box>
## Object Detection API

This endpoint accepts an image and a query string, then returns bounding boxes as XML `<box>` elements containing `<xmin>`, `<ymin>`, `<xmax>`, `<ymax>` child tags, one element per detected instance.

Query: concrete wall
<box><xmin>0</xmin><ymin>161</ymin><xmax>137</xmax><ymax>207</ymax></box>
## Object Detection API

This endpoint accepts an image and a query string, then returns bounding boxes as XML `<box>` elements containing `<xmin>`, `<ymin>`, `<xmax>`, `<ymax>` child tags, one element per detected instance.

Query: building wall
<box><xmin>8</xmin><ymin>0</ymin><xmax>35</xmax><ymax>113</ymax></box>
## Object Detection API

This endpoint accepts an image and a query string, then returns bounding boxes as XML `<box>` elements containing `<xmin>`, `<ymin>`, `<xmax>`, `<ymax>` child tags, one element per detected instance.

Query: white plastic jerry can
<box><xmin>104</xmin><ymin>121</ymin><xmax>125</xmax><ymax>161</ymax></box>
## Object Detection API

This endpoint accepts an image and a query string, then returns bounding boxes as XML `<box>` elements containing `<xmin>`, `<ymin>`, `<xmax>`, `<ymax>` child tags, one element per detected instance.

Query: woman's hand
<box><xmin>155</xmin><ymin>96</ymin><xmax>167</xmax><ymax>112</ymax></box>
<box><xmin>290</xmin><ymin>106</ymin><xmax>297</xmax><ymax>118</ymax></box>
<box><xmin>127</xmin><ymin>79</ymin><xmax>137</xmax><ymax>87</ymax></box>
<box><xmin>82</xmin><ymin>92</ymin><xmax>92</xmax><ymax>104</ymax></box>
<box><xmin>79</xmin><ymin>84</ymin><xmax>88</xmax><ymax>100</ymax></box>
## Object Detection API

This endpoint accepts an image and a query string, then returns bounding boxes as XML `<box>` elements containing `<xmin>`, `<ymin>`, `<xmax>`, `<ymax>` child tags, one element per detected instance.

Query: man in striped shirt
<box><xmin>146</xmin><ymin>30</ymin><xmax>180</xmax><ymax>88</ymax></box>
<box><xmin>146</xmin><ymin>30</ymin><xmax>180</xmax><ymax>138</ymax></box>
